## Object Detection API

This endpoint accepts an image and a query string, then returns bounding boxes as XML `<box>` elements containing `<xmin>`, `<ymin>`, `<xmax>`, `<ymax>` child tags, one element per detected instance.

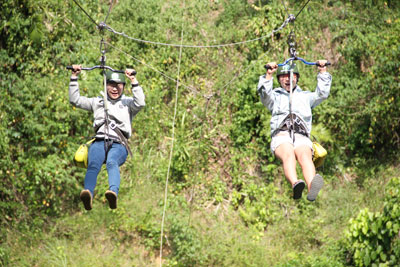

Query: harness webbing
<box><xmin>289</xmin><ymin>62</ymin><xmax>295</xmax><ymax>141</ymax></box>
<box><xmin>274</xmin><ymin>114</ymin><xmax>308</xmax><ymax>138</ymax></box>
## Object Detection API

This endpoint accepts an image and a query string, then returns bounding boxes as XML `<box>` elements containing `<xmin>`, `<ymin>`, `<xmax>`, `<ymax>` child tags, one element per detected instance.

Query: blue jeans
<box><xmin>84</xmin><ymin>140</ymin><xmax>128</xmax><ymax>197</ymax></box>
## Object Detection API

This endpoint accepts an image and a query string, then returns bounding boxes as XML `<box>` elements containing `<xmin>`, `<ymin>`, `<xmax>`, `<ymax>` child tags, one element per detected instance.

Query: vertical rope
<box><xmin>103</xmin><ymin>0</ymin><xmax>114</xmax><ymax>24</ymax></box>
<box><xmin>289</xmin><ymin>63</ymin><xmax>294</xmax><ymax>141</ymax></box>
<box><xmin>281</xmin><ymin>0</ymin><xmax>290</xmax><ymax>17</ymax></box>
<box><xmin>159</xmin><ymin>19</ymin><xmax>185</xmax><ymax>267</ymax></box>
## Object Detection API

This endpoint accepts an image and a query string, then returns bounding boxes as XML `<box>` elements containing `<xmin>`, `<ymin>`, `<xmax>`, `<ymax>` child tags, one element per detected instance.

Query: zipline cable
<box><xmin>295</xmin><ymin>0</ymin><xmax>312</xmax><ymax>19</ymax></box>
<box><xmin>106</xmin><ymin>32</ymin><xmax>283</xmax><ymax>104</ymax></box>
<box><xmin>71</xmin><ymin>0</ymin><xmax>98</xmax><ymax>27</ymax></box>
<box><xmin>70</xmin><ymin>0</ymin><xmax>305</xmax><ymax>50</ymax></box>
<box><xmin>99</xmin><ymin>6</ymin><xmax>297</xmax><ymax>102</ymax></box>
<box><xmin>103</xmin><ymin>15</ymin><xmax>292</xmax><ymax>48</ymax></box>
<box><xmin>159</xmin><ymin>20</ymin><xmax>185</xmax><ymax>267</ymax></box>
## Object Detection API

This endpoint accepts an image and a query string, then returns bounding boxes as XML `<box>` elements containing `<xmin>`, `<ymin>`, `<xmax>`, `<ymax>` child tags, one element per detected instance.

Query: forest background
<box><xmin>1</xmin><ymin>0</ymin><xmax>400</xmax><ymax>266</ymax></box>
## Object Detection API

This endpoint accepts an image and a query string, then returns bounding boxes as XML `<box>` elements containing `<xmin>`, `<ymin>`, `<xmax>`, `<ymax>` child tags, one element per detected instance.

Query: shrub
<box><xmin>346</xmin><ymin>177</ymin><xmax>400</xmax><ymax>266</ymax></box>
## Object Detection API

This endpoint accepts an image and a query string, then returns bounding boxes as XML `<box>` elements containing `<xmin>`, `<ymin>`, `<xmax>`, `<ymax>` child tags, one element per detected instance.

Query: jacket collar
<box><xmin>276</xmin><ymin>85</ymin><xmax>302</xmax><ymax>94</ymax></box>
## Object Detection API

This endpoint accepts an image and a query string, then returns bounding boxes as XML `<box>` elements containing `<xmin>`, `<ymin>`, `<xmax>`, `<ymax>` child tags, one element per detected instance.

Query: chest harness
<box><xmin>273</xmin><ymin>113</ymin><xmax>309</xmax><ymax>140</ymax></box>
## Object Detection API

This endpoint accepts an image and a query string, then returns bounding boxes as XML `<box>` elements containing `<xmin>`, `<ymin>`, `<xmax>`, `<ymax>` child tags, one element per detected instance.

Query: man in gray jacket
<box><xmin>69</xmin><ymin>65</ymin><xmax>145</xmax><ymax>210</ymax></box>
<box><xmin>258</xmin><ymin>60</ymin><xmax>331</xmax><ymax>201</ymax></box>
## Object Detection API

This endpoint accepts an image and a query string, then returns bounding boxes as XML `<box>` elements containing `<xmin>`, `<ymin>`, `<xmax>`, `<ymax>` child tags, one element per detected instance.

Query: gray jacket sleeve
<box><xmin>310</xmin><ymin>72</ymin><xmax>332</xmax><ymax>108</ymax></box>
<box><xmin>257</xmin><ymin>75</ymin><xmax>275</xmax><ymax>111</ymax></box>
<box><xmin>128</xmin><ymin>84</ymin><xmax>146</xmax><ymax>116</ymax></box>
<box><xmin>69</xmin><ymin>80</ymin><xmax>94</xmax><ymax>111</ymax></box>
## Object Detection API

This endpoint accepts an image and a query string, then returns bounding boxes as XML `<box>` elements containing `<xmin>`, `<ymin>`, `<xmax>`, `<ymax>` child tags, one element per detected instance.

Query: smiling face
<box><xmin>278</xmin><ymin>73</ymin><xmax>298</xmax><ymax>92</ymax></box>
<box><xmin>107</xmin><ymin>81</ymin><xmax>124</xmax><ymax>99</ymax></box>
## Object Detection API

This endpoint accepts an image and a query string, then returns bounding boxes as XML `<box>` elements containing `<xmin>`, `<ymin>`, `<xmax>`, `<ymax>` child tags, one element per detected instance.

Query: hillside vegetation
<box><xmin>1</xmin><ymin>0</ymin><xmax>400</xmax><ymax>266</ymax></box>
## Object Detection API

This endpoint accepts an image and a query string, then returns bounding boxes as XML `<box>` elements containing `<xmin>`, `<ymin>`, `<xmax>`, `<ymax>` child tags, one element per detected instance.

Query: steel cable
<box><xmin>103</xmin><ymin>16</ymin><xmax>291</xmax><ymax>48</ymax></box>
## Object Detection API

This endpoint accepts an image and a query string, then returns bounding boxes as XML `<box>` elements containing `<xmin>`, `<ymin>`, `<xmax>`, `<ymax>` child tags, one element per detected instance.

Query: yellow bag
<box><xmin>74</xmin><ymin>138</ymin><xmax>96</xmax><ymax>168</ymax></box>
<box><xmin>313</xmin><ymin>141</ymin><xmax>327</xmax><ymax>168</ymax></box>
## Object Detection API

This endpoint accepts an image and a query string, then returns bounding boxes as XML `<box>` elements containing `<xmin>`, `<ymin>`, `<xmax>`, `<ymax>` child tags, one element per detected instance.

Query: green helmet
<box><xmin>276</xmin><ymin>63</ymin><xmax>300</xmax><ymax>79</ymax></box>
<box><xmin>105</xmin><ymin>70</ymin><xmax>125</xmax><ymax>84</ymax></box>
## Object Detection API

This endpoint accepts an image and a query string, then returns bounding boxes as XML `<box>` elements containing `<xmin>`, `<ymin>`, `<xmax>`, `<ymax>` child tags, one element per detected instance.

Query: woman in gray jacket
<box><xmin>69</xmin><ymin>65</ymin><xmax>145</xmax><ymax>210</ymax></box>
<box><xmin>258</xmin><ymin>60</ymin><xmax>331</xmax><ymax>201</ymax></box>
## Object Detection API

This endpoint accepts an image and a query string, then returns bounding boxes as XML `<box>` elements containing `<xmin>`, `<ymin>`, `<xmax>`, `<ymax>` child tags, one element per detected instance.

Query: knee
<box><xmin>106</xmin><ymin>160</ymin><xmax>119</xmax><ymax>170</ymax></box>
<box><xmin>276</xmin><ymin>150</ymin><xmax>296</xmax><ymax>163</ymax></box>
<box><xmin>296</xmin><ymin>152</ymin><xmax>313</xmax><ymax>165</ymax></box>
<box><xmin>87</xmin><ymin>158</ymin><xmax>103</xmax><ymax>170</ymax></box>
<box><xmin>283</xmin><ymin>152</ymin><xmax>296</xmax><ymax>162</ymax></box>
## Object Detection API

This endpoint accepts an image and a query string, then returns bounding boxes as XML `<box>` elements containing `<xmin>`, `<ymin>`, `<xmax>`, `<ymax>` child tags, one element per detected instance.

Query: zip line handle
<box><xmin>66</xmin><ymin>65</ymin><xmax>137</xmax><ymax>75</ymax></box>
<box><xmin>264</xmin><ymin>57</ymin><xmax>331</xmax><ymax>70</ymax></box>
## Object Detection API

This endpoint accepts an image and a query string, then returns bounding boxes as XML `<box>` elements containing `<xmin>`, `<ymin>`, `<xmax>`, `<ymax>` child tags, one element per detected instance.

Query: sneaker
<box><xmin>105</xmin><ymin>190</ymin><xmax>117</xmax><ymax>209</ymax></box>
<box><xmin>293</xmin><ymin>180</ymin><xmax>305</xmax><ymax>200</ymax></box>
<box><xmin>307</xmin><ymin>174</ymin><xmax>324</xmax><ymax>201</ymax></box>
<box><xmin>80</xmin><ymin>189</ymin><xmax>93</xmax><ymax>211</ymax></box>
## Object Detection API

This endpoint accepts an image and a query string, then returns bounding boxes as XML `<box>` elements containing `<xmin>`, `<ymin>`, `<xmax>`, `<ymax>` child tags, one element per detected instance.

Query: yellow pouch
<box><xmin>74</xmin><ymin>138</ymin><xmax>96</xmax><ymax>168</ymax></box>
<box><xmin>312</xmin><ymin>141</ymin><xmax>327</xmax><ymax>168</ymax></box>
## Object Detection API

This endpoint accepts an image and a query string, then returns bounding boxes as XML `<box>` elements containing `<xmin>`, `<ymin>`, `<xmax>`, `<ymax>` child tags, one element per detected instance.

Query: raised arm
<box><xmin>310</xmin><ymin>60</ymin><xmax>332</xmax><ymax>108</ymax></box>
<box><xmin>257</xmin><ymin>62</ymin><xmax>278</xmax><ymax>111</ymax></box>
<box><xmin>125</xmin><ymin>69</ymin><xmax>145</xmax><ymax>114</ymax></box>
<box><xmin>69</xmin><ymin>64</ymin><xmax>94</xmax><ymax>111</ymax></box>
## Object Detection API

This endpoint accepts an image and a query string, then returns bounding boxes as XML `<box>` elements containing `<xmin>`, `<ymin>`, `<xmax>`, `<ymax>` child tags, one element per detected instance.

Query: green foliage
<box><xmin>230</xmin><ymin>71</ymin><xmax>269</xmax><ymax>148</ymax></box>
<box><xmin>208</xmin><ymin>177</ymin><xmax>228</xmax><ymax>203</ymax></box>
<box><xmin>0</xmin><ymin>0</ymin><xmax>101</xmax><ymax>231</ymax></box>
<box><xmin>168</xmin><ymin>216</ymin><xmax>205</xmax><ymax>266</ymax></box>
<box><xmin>232</xmin><ymin>182</ymin><xmax>280</xmax><ymax>232</ymax></box>
<box><xmin>346</xmin><ymin>177</ymin><xmax>400</xmax><ymax>266</ymax></box>
<box><xmin>275</xmin><ymin>253</ymin><xmax>345</xmax><ymax>267</ymax></box>
<box><xmin>1</xmin><ymin>0</ymin><xmax>400</xmax><ymax>265</ymax></box>
<box><xmin>107</xmin><ymin>205</ymin><xmax>162</xmax><ymax>251</ymax></box>
<box><xmin>170</xmin><ymin>110</ymin><xmax>204</xmax><ymax>185</ymax></box>
<box><xmin>0</xmin><ymin>245</ymin><xmax>10</xmax><ymax>266</ymax></box>
<box><xmin>319</xmin><ymin>3</ymin><xmax>400</xmax><ymax>157</ymax></box>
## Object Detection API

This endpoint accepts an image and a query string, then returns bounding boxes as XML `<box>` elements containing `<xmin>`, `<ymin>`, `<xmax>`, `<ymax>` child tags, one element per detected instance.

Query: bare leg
<box><xmin>294</xmin><ymin>145</ymin><xmax>315</xmax><ymax>191</ymax></box>
<box><xmin>275</xmin><ymin>143</ymin><xmax>298</xmax><ymax>186</ymax></box>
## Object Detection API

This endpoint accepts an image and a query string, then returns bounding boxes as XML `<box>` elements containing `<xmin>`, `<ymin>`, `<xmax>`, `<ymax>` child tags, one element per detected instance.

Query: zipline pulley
<box><xmin>98</xmin><ymin>21</ymin><xmax>107</xmax><ymax>32</ymax></box>
<box><xmin>100</xmin><ymin>38</ymin><xmax>107</xmax><ymax>67</ymax></box>
<box><xmin>287</xmin><ymin>14</ymin><xmax>296</xmax><ymax>23</ymax></box>
<box><xmin>287</xmin><ymin>31</ymin><xmax>297</xmax><ymax>58</ymax></box>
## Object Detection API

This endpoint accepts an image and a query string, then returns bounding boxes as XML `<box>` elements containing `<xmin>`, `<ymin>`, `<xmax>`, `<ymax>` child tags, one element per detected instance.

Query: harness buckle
<box><xmin>109</xmin><ymin>121</ymin><xmax>117</xmax><ymax>130</ymax></box>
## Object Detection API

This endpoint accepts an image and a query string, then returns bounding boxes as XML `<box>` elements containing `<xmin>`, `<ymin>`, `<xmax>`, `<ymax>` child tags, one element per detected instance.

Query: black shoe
<box><xmin>307</xmin><ymin>174</ymin><xmax>324</xmax><ymax>201</ymax></box>
<box><xmin>105</xmin><ymin>190</ymin><xmax>117</xmax><ymax>209</ymax></box>
<box><xmin>293</xmin><ymin>180</ymin><xmax>305</xmax><ymax>200</ymax></box>
<box><xmin>80</xmin><ymin>189</ymin><xmax>93</xmax><ymax>211</ymax></box>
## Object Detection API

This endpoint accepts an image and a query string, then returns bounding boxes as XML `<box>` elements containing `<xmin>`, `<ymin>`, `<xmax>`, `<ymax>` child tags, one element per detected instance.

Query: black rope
<box><xmin>71</xmin><ymin>0</ymin><xmax>98</xmax><ymax>27</ymax></box>
<box><xmin>295</xmin><ymin>0</ymin><xmax>312</xmax><ymax>19</ymax></box>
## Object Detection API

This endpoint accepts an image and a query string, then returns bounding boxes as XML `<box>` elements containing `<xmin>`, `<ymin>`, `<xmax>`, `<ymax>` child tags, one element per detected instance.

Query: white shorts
<box><xmin>270</xmin><ymin>131</ymin><xmax>313</xmax><ymax>154</ymax></box>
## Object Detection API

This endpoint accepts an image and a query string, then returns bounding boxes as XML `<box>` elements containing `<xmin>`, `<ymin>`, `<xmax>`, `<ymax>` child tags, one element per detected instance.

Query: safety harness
<box><xmin>273</xmin><ymin>113</ymin><xmax>309</xmax><ymax>140</ymax></box>
<box><xmin>96</xmin><ymin>118</ymin><xmax>133</xmax><ymax>159</ymax></box>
